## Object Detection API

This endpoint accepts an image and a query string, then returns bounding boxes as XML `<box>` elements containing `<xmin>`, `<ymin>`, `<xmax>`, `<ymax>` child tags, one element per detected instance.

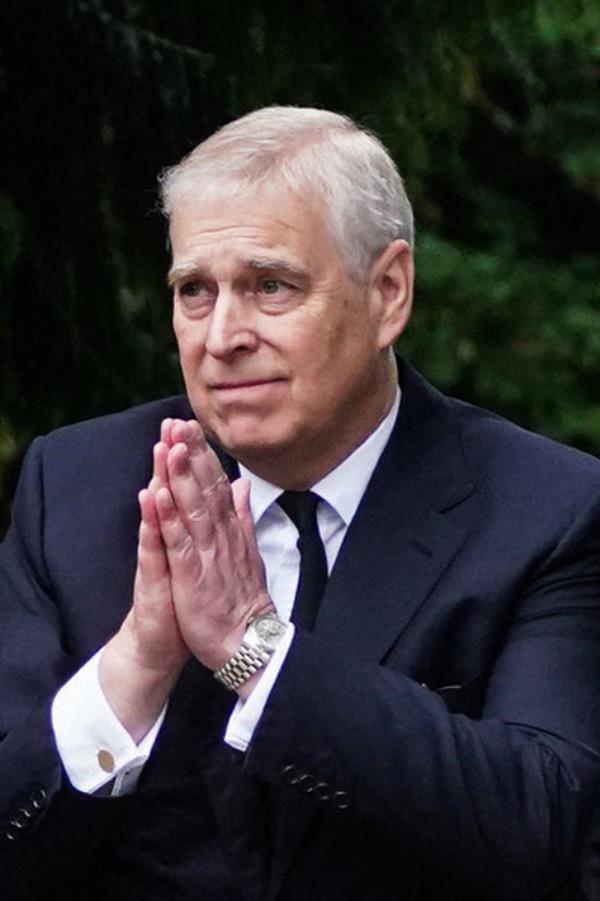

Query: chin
<box><xmin>220</xmin><ymin>434</ymin><xmax>289</xmax><ymax>462</ymax></box>
<box><xmin>210</xmin><ymin>423</ymin><xmax>298</xmax><ymax>468</ymax></box>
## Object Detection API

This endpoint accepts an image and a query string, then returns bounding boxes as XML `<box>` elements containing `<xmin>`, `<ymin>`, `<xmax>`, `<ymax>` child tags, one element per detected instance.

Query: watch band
<box><xmin>213</xmin><ymin>641</ymin><xmax>271</xmax><ymax>691</ymax></box>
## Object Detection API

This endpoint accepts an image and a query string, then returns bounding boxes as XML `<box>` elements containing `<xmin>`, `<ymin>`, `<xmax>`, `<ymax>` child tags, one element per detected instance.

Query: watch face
<box><xmin>252</xmin><ymin>614</ymin><xmax>287</xmax><ymax>651</ymax></box>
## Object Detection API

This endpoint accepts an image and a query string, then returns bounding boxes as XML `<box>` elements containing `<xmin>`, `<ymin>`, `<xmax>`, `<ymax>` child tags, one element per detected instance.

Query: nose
<box><xmin>204</xmin><ymin>291</ymin><xmax>259</xmax><ymax>359</ymax></box>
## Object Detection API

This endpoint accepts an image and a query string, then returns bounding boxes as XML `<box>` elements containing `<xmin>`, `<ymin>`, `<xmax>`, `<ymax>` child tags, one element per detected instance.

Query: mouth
<box><xmin>208</xmin><ymin>378</ymin><xmax>286</xmax><ymax>400</ymax></box>
<box><xmin>211</xmin><ymin>379</ymin><xmax>281</xmax><ymax>389</ymax></box>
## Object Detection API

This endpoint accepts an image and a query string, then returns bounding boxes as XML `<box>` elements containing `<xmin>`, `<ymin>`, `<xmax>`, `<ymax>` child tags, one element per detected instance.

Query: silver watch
<box><xmin>213</xmin><ymin>612</ymin><xmax>288</xmax><ymax>691</ymax></box>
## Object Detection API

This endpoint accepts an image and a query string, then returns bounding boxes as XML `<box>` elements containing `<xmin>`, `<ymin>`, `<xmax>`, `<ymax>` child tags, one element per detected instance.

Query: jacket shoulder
<box><xmin>443</xmin><ymin>395</ymin><xmax>600</xmax><ymax>524</ymax></box>
<box><xmin>451</xmin><ymin>395</ymin><xmax>600</xmax><ymax>476</ymax></box>
<box><xmin>41</xmin><ymin>395</ymin><xmax>193</xmax><ymax>456</ymax></box>
<box><xmin>399</xmin><ymin>359</ymin><xmax>600</xmax><ymax>496</ymax></box>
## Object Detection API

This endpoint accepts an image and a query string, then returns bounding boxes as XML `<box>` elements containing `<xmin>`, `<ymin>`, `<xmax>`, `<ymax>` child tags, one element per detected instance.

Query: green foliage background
<box><xmin>1</xmin><ymin>0</ymin><xmax>599</xmax><ymax>532</ymax></box>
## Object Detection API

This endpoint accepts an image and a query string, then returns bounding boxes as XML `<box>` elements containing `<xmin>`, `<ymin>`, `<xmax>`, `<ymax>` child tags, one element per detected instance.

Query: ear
<box><xmin>368</xmin><ymin>240</ymin><xmax>414</xmax><ymax>349</ymax></box>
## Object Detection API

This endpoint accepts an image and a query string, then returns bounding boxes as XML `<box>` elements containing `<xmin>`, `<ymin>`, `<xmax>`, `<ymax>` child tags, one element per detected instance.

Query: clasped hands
<box><xmin>100</xmin><ymin>418</ymin><xmax>274</xmax><ymax>742</ymax></box>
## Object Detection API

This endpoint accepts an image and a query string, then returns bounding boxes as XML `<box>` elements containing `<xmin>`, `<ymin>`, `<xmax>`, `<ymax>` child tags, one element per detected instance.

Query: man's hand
<box><xmin>99</xmin><ymin>420</ymin><xmax>190</xmax><ymax>743</ymax></box>
<box><xmin>154</xmin><ymin>418</ymin><xmax>274</xmax><ymax>672</ymax></box>
<box><xmin>98</xmin><ymin>417</ymin><xmax>272</xmax><ymax>741</ymax></box>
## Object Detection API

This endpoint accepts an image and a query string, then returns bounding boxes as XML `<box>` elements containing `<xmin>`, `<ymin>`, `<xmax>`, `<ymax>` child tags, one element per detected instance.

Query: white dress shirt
<box><xmin>52</xmin><ymin>390</ymin><xmax>400</xmax><ymax>794</ymax></box>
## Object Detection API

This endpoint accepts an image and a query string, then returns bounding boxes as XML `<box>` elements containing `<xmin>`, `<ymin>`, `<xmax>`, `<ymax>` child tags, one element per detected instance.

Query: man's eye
<box><xmin>175</xmin><ymin>280</ymin><xmax>216</xmax><ymax>316</ymax></box>
<box><xmin>254</xmin><ymin>277</ymin><xmax>300</xmax><ymax>312</ymax></box>
<box><xmin>177</xmin><ymin>281</ymin><xmax>217</xmax><ymax>305</ymax></box>
<box><xmin>259</xmin><ymin>279</ymin><xmax>283</xmax><ymax>295</ymax></box>
<box><xmin>179</xmin><ymin>281</ymin><xmax>203</xmax><ymax>297</ymax></box>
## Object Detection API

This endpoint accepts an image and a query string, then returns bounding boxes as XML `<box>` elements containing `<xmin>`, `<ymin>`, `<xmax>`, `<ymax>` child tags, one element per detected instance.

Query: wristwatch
<box><xmin>213</xmin><ymin>612</ymin><xmax>288</xmax><ymax>691</ymax></box>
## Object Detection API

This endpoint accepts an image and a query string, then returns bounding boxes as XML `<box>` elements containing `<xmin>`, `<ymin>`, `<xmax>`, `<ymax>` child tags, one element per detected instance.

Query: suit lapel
<box><xmin>315</xmin><ymin>361</ymin><xmax>475</xmax><ymax>656</ymax></box>
<box><xmin>267</xmin><ymin>361</ymin><xmax>477</xmax><ymax>896</ymax></box>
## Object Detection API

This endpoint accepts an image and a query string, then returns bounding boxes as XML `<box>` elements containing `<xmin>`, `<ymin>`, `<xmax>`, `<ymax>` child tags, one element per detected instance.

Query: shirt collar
<box><xmin>239</xmin><ymin>389</ymin><xmax>401</xmax><ymax>526</ymax></box>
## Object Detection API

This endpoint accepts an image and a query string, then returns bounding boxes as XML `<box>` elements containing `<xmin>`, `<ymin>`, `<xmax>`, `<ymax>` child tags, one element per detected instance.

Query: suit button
<box><xmin>282</xmin><ymin>764</ymin><xmax>301</xmax><ymax>785</ymax></box>
<box><xmin>314</xmin><ymin>782</ymin><xmax>332</xmax><ymax>802</ymax></box>
<box><xmin>333</xmin><ymin>790</ymin><xmax>350</xmax><ymax>810</ymax></box>
<box><xmin>30</xmin><ymin>788</ymin><xmax>47</xmax><ymax>811</ymax></box>
<box><xmin>5</xmin><ymin>827</ymin><xmax>19</xmax><ymax>841</ymax></box>
<box><xmin>10</xmin><ymin>809</ymin><xmax>31</xmax><ymax>829</ymax></box>
<box><xmin>297</xmin><ymin>774</ymin><xmax>316</xmax><ymax>793</ymax></box>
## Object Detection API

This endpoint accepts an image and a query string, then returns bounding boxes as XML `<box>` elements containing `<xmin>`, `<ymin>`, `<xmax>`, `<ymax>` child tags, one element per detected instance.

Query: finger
<box><xmin>154</xmin><ymin>485</ymin><xmax>209</xmax><ymax>600</ymax></box>
<box><xmin>165</xmin><ymin>450</ymin><xmax>250</xmax><ymax>601</ymax></box>
<box><xmin>231</xmin><ymin>478</ymin><xmax>267</xmax><ymax>581</ymax></box>
<box><xmin>230</xmin><ymin>477</ymin><xmax>256</xmax><ymax>547</ymax></box>
<box><xmin>174</xmin><ymin>419</ymin><xmax>230</xmax><ymax>511</ymax></box>
<box><xmin>166</xmin><ymin>443</ymin><xmax>216</xmax><ymax>550</ymax></box>
<box><xmin>138</xmin><ymin>489</ymin><xmax>167</xmax><ymax>572</ymax></box>
<box><xmin>166</xmin><ymin>442</ymin><xmax>239</xmax><ymax>559</ymax></box>
<box><xmin>169</xmin><ymin>419</ymin><xmax>198</xmax><ymax>457</ymax></box>
<box><xmin>169</xmin><ymin>419</ymin><xmax>234</xmax><ymax>530</ymax></box>
<box><xmin>161</xmin><ymin>417</ymin><xmax>174</xmax><ymax>446</ymax></box>
<box><xmin>148</xmin><ymin>440</ymin><xmax>169</xmax><ymax>492</ymax></box>
<box><xmin>135</xmin><ymin>489</ymin><xmax>172</xmax><ymax>610</ymax></box>
<box><xmin>231</xmin><ymin>477</ymin><xmax>251</xmax><ymax>520</ymax></box>
<box><xmin>130</xmin><ymin>490</ymin><xmax>187</xmax><ymax>673</ymax></box>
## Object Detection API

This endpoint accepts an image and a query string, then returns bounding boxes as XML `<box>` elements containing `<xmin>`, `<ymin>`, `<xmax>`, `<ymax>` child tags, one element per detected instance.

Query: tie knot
<box><xmin>277</xmin><ymin>490</ymin><xmax>321</xmax><ymax>535</ymax></box>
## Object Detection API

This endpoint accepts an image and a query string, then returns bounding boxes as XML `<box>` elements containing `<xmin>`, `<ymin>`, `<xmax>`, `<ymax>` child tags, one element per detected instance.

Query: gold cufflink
<box><xmin>97</xmin><ymin>749</ymin><xmax>115</xmax><ymax>773</ymax></box>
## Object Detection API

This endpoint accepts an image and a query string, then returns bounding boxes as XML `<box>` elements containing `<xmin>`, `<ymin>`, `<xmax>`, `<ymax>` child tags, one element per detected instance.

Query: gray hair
<box><xmin>159</xmin><ymin>106</ymin><xmax>414</xmax><ymax>278</ymax></box>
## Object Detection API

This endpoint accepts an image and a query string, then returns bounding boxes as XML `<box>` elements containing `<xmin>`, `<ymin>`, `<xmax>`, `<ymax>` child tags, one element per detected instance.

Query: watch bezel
<box><xmin>246</xmin><ymin>612</ymin><xmax>287</xmax><ymax>653</ymax></box>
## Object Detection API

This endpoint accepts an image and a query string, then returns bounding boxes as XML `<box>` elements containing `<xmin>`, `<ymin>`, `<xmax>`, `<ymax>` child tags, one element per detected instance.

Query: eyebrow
<box><xmin>167</xmin><ymin>264</ymin><xmax>201</xmax><ymax>287</ymax></box>
<box><xmin>246</xmin><ymin>257</ymin><xmax>305</xmax><ymax>280</ymax></box>
<box><xmin>167</xmin><ymin>257</ymin><xmax>307</xmax><ymax>287</ymax></box>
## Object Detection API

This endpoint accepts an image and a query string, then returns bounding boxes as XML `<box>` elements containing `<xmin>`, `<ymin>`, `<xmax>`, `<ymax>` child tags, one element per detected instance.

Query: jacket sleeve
<box><xmin>0</xmin><ymin>411</ymin><xmax>241</xmax><ymax>901</ymax></box>
<box><xmin>0</xmin><ymin>439</ymin><xmax>124</xmax><ymax>874</ymax></box>
<box><xmin>0</xmin><ymin>439</ymin><xmax>66</xmax><ymax>837</ymax></box>
<box><xmin>242</xmin><ymin>491</ymin><xmax>600</xmax><ymax>898</ymax></box>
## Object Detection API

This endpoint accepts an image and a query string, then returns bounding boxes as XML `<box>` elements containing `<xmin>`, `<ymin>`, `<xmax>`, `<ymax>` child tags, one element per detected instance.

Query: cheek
<box><xmin>318</xmin><ymin>312</ymin><xmax>370</xmax><ymax>365</ymax></box>
<box><xmin>174</xmin><ymin>319</ymin><xmax>205</xmax><ymax>365</ymax></box>
<box><xmin>299</xmin><ymin>305</ymin><xmax>349</xmax><ymax>354</ymax></box>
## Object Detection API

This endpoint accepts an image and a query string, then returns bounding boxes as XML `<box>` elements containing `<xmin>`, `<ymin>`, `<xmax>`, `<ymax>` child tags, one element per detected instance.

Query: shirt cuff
<box><xmin>51</xmin><ymin>649</ymin><xmax>167</xmax><ymax>796</ymax></box>
<box><xmin>224</xmin><ymin>623</ymin><xmax>295</xmax><ymax>753</ymax></box>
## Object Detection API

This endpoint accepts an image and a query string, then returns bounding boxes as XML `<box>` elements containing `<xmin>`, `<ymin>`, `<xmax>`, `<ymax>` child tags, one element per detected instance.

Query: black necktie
<box><xmin>277</xmin><ymin>490</ymin><xmax>328</xmax><ymax>631</ymax></box>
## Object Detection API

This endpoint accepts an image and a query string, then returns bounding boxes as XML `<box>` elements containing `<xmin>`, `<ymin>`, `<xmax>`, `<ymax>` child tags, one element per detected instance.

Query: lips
<box><xmin>210</xmin><ymin>378</ymin><xmax>284</xmax><ymax>390</ymax></box>
<box><xmin>207</xmin><ymin>379</ymin><xmax>287</xmax><ymax>404</ymax></box>
<box><xmin>212</xmin><ymin>379</ymin><xmax>279</xmax><ymax>391</ymax></box>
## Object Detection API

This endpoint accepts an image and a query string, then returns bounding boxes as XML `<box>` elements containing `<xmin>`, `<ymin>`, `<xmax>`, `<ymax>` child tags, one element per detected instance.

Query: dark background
<box><xmin>1</xmin><ymin>0</ymin><xmax>599</xmax><ymax>533</ymax></box>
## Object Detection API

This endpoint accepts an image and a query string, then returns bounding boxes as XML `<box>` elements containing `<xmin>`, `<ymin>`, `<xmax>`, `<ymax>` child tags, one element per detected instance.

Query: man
<box><xmin>1</xmin><ymin>106</ymin><xmax>600</xmax><ymax>901</ymax></box>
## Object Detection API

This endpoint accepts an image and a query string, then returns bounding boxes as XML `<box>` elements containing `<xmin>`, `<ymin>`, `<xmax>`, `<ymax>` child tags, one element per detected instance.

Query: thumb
<box><xmin>230</xmin><ymin>477</ymin><xmax>265</xmax><ymax>576</ymax></box>
<box><xmin>231</xmin><ymin>476</ymin><xmax>252</xmax><ymax>523</ymax></box>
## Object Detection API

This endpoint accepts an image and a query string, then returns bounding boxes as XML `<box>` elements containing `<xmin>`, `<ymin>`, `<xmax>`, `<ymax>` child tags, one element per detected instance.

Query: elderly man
<box><xmin>1</xmin><ymin>107</ymin><xmax>600</xmax><ymax>901</ymax></box>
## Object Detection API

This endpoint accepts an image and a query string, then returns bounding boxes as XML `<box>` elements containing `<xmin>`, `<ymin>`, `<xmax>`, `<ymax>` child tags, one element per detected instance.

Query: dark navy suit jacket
<box><xmin>2</xmin><ymin>360</ymin><xmax>600</xmax><ymax>900</ymax></box>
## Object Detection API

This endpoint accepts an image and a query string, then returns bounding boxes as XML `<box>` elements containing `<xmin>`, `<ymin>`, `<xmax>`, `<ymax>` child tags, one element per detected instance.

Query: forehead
<box><xmin>168</xmin><ymin>188</ymin><xmax>336</xmax><ymax>275</ymax></box>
